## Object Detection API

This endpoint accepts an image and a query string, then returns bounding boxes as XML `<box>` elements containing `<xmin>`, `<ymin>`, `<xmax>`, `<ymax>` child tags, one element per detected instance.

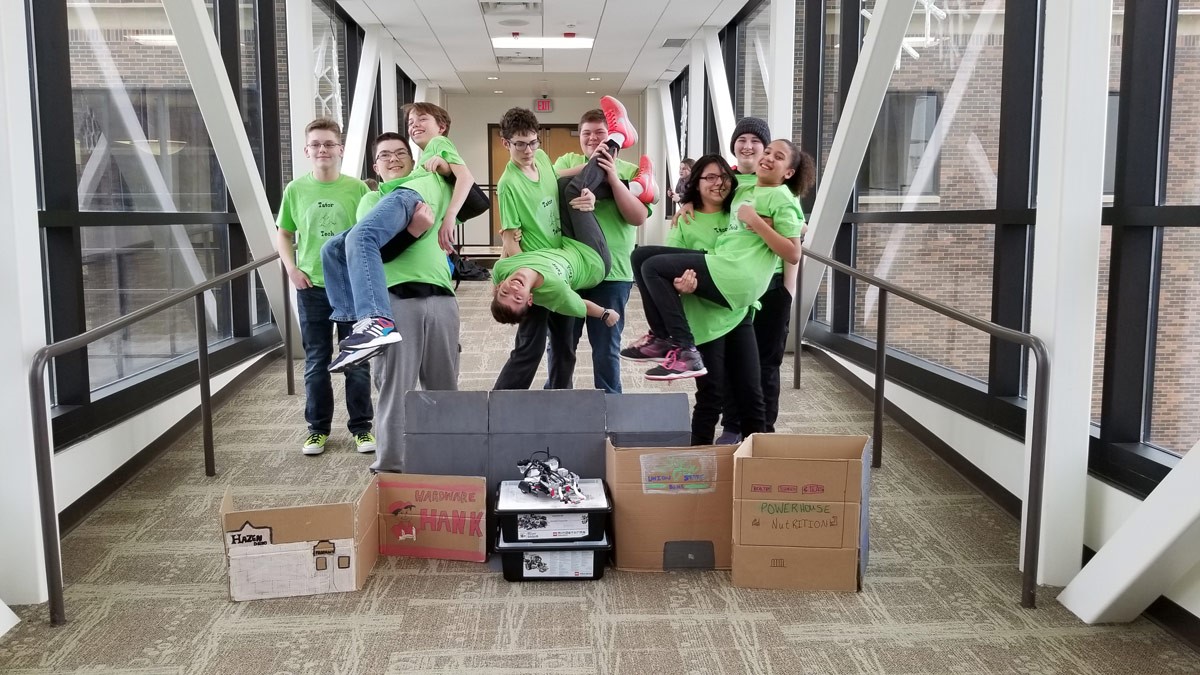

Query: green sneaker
<box><xmin>354</xmin><ymin>432</ymin><xmax>377</xmax><ymax>454</ymax></box>
<box><xmin>302</xmin><ymin>432</ymin><xmax>328</xmax><ymax>456</ymax></box>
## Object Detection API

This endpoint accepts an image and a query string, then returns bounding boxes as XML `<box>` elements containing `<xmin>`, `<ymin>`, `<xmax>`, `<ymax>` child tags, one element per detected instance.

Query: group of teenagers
<box><xmin>276</xmin><ymin>94</ymin><xmax>815</xmax><ymax>476</ymax></box>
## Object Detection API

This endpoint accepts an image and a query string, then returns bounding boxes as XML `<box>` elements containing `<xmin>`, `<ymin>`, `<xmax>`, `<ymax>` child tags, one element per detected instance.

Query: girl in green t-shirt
<box><xmin>622</xmin><ymin>139</ymin><xmax>815</xmax><ymax>382</ymax></box>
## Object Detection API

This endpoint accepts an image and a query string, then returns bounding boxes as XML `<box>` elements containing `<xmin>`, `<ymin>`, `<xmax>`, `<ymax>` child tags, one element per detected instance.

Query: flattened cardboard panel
<box><xmin>376</xmin><ymin>473</ymin><xmax>487</xmax><ymax>562</ymax></box>
<box><xmin>744</xmin><ymin>434</ymin><xmax>871</xmax><ymax>460</ymax></box>
<box><xmin>605</xmin><ymin>393</ymin><xmax>690</xmax><ymax>433</ymax></box>
<box><xmin>228</xmin><ymin>537</ymin><xmax>359</xmax><ymax>601</ymax></box>
<box><xmin>489</xmin><ymin>389</ymin><xmax>606</xmax><ymax>434</ymax></box>
<box><xmin>488</xmin><ymin>433</ymin><xmax>607</xmax><ymax>487</ymax></box>
<box><xmin>223</xmin><ymin>502</ymin><xmax>355</xmax><ymax>547</ymax></box>
<box><xmin>404</xmin><ymin>390</ymin><xmax>490</xmax><ymax>434</ymax></box>
<box><xmin>734</xmin><ymin>435</ymin><xmax>865</xmax><ymax>503</ymax></box>
<box><xmin>403</xmin><ymin>434</ymin><xmax>489</xmax><ymax>477</ymax></box>
<box><xmin>608</xmin><ymin>431</ymin><xmax>693</xmax><ymax>448</ymax></box>
<box><xmin>731</xmin><ymin>544</ymin><xmax>859</xmax><ymax>592</ymax></box>
<box><xmin>734</xmin><ymin>500</ymin><xmax>860</xmax><ymax>549</ymax></box>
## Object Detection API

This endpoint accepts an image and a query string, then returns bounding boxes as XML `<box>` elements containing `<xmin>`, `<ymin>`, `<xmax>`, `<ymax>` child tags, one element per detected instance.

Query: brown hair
<box><xmin>578</xmin><ymin>108</ymin><xmax>605</xmax><ymax>128</ymax></box>
<box><xmin>404</xmin><ymin>102</ymin><xmax>452</xmax><ymax>136</ymax></box>
<box><xmin>772</xmin><ymin>139</ymin><xmax>817</xmax><ymax>198</ymax></box>
<box><xmin>304</xmin><ymin>117</ymin><xmax>342</xmax><ymax>136</ymax></box>
<box><xmin>500</xmin><ymin>107</ymin><xmax>540</xmax><ymax>139</ymax></box>
<box><xmin>490</xmin><ymin>289</ymin><xmax>530</xmax><ymax>324</ymax></box>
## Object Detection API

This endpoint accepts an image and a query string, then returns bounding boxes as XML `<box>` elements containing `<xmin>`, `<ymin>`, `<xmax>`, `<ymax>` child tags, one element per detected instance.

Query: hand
<box><xmin>287</xmin><ymin>266</ymin><xmax>312</xmax><ymax>290</ymax></box>
<box><xmin>737</xmin><ymin>203</ymin><xmax>762</xmax><ymax>230</ymax></box>
<box><xmin>424</xmin><ymin>156</ymin><xmax>450</xmax><ymax>175</ymax></box>
<box><xmin>437</xmin><ymin>219</ymin><xmax>456</xmax><ymax>253</ymax></box>
<box><xmin>673</xmin><ymin>202</ymin><xmax>695</xmax><ymax>227</ymax></box>
<box><xmin>601</xmin><ymin>309</ymin><xmax>621</xmax><ymax>327</ymax></box>
<box><xmin>570</xmin><ymin>188</ymin><xmax>596</xmax><ymax>212</ymax></box>
<box><xmin>409</xmin><ymin>202</ymin><xmax>435</xmax><ymax>236</ymax></box>
<box><xmin>673</xmin><ymin>269</ymin><xmax>698</xmax><ymax>295</ymax></box>
<box><xmin>592</xmin><ymin>147</ymin><xmax>619</xmax><ymax>184</ymax></box>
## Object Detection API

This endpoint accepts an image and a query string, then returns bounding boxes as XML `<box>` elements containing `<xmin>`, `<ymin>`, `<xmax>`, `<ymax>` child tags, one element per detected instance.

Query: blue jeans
<box><xmin>548</xmin><ymin>280</ymin><xmax>632</xmax><ymax>394</ymax></box>
<box><xmin>296</xmin><ymin>287</ymin><xmax>373</xmax><ymax>436</ymax></box>
<box><xmin>321</xmin><ymin>187</ymin><xmax>424</xmax><ymax>323</ymax></box>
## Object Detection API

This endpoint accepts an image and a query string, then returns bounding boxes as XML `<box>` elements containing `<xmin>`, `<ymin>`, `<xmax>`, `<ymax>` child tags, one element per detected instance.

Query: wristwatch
<box><xmin>601</xmin><ymin>309</ymin><xmax>612</xmax><ymax>322</ymax></box>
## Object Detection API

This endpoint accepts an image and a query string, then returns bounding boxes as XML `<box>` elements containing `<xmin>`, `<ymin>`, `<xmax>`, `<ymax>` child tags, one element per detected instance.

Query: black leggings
<box><xmin>692</xmin><ymin>317</ymin><xmax>765</xmax><ymax>444</ymax></box>
<box><xmin>557</xmin><ymin>141</ymin><xmax>619</xmax><ymax>278</ymax></box>
<box><xmin>631</xmin><ymin>246</ymin><xmax>728</xmax><ymax>347</ymax></box>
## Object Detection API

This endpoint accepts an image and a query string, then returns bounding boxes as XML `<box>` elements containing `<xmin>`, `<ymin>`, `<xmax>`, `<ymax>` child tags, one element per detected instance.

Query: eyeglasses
<box><xmin>307</xmin><ymin>142</ymin><xmax>343</xmax><ymax>150</ymax></box>
<box><xmin>507</xmin><ymin>138</ymin><xmax>540</xmax><ymax>151</ymax></box>
<box><xmin>375</xmin><ymin>150</ymin><xmax>409</xmax><ymax>161</ymax></box>
<box><xmin>699</xmin><ymin>173</ymin><xmax>731</xmax><ymax>184</ymax></box>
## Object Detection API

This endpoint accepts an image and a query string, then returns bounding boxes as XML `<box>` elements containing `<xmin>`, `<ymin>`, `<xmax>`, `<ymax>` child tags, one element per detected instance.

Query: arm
<box><xmin>783</xmin><ymin>258</ymin><xmax>800</xmax><ymax>296</ymax></box>
<box><xmin>607</xmin><ymin>158</ymin><xmax>648</xmax><ymax>226</ymax></box>
<box><xmin>584</xmin><ymin>299</ymin><xmax>621</xmax><ymax>327</ymax></box>
<box><xmin>738</xmin><ymin>203</ymin><xmax>800</xmax><ymax>264</ymax></box>
<box><xmin>500</xmin><ymin>229</ymin><xmax>522</xmax><ymax>258</ymax></box>
<box><xmin>275</xmin><ymin>228</ymin><xmax>312</xmax><ymax>289</ymax></box>
<box><xmin>438</xmin><ymin>162</ymin><xmax>476</xmax><ymax>252</ymax></box>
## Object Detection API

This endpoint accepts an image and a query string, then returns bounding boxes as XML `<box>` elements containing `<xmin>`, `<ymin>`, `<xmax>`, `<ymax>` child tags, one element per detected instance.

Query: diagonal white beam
<box><xmin>754</xmin><ymin>34</ymin><xmax>770</xmax><ymax>94</ymax></box>
<box><xmin>657</xmin><ymin>83</ymin><xmax>683</xmax><ymax>191</ymax></box>
<box><xmin>767</xmin><ymin>0</ymin><xmax>796</xmax><ymax>140</ymax></box>
<box><xmin>688</xmin><ymin>39</ymin><xmax>705</xmax><ymax>159</ymax></box>
<box><xmin>162</xmin><ymin>0</ymin><xmax>287</xmax><ymax>325</ymax></box>
<box><xmin>702</xmin><ymin>27</ymin><xmax>736</xmax><ymax>164</ymax></box>
<box><xmin>379</xmin><ymin>39</ymin><xmax>398</xmax><ymax>133</ymax></box>
<box><xmin>343</xmin><ymin>28</ymin><xmax>382</xmax><ymax>179</ymax></box>
<box><xmin>285</xmin><ymin>0</ymin><xmax>314</xmax><ymax>181</ymax></box>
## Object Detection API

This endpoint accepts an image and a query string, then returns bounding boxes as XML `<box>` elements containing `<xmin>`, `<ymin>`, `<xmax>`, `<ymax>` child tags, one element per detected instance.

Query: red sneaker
<box><xmin>600</xmin><ymin>95</ymin><xmax>638</xmax><ymax>149</ymax></box>
<box><xmin>630</xmin><ymin>155</ymin><xmax>658</xmax><ymax>205</ymax></box>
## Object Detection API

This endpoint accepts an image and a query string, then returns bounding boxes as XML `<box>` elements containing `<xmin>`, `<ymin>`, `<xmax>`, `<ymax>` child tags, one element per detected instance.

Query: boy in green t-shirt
<box><xmin>275</xmin><ymin>118</ymin><xmax>373</xmax><ymax>456</ymax></box>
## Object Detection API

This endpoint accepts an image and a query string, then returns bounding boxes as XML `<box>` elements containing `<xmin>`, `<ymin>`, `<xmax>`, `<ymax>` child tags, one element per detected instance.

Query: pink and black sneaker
<box><xmin>645</xmin><ymin>346</ymin><xmax>707</xmax><ymax>381</ymax></box>
<box><xmin>600</xmin><ymin>95</ymin><xmax>638</xmax><ymax>149</ymax></box>
<box><xmin>619</xmin><ymin>332</ymin><xmax>673</xmax><ymax>362</ymax></box>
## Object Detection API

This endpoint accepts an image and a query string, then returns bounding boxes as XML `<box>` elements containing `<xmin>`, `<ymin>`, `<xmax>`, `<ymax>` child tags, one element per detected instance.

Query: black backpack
<box><xmin>449</xmin><ymin>250</ymin><xmax>491</xmax><ymax>290</ymax></box>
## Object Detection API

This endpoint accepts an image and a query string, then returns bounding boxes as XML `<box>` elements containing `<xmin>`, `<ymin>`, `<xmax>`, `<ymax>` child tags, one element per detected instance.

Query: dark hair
<box><xmin>404</xmin><ymin>102</ymin><xmax>453</xmax><ymax>136</ymax></box>
<box><xmin>373</xmin><ymin>131</ymin><xmax>408</xmax><ymax>156</ymax></box>
<box><xmin>490</xmin><ymin>290</ymin><xmax>530</xmax><ymax>324</ymax></box>
<box><xmin>680</xmin><ymin>158</ymin><xmax>696</xmax><ymax>169</ymax></box>
<box><xmin>500</xmin><ymin>107</ymin><xmax>540</xmax><ymax>140</ymax></box>
<box><xmin>305</xmin><ymin>117</ymin><xmax>341</xmax><ymax>136</ymax></box>
<box><xmin>579</xmin><ymin>109</ymin><xmax>605</xmax><ymax>128</ymax></box>
<box><xmin>681</xmin><ymin>154</ymin><xmax>737</xmax><ymax>211</ymax></box>
<box><xmin>769</xmin><ymin>139</ymin><xmax>817</xmax><ymax>198</ymax></box>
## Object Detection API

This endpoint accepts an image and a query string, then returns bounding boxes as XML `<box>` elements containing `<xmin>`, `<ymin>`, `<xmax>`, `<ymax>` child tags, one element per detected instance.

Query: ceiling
<box><xmin>337</xmin><ymin>0</ymin><xmax>756</xmax><ymax>97</ymax></box>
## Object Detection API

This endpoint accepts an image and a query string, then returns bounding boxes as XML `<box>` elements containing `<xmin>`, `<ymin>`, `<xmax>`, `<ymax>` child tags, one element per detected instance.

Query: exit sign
<box><xmin>535</xmin><ymin>98</ymin><xmax>554</xmax><ymax>113</ymax></box>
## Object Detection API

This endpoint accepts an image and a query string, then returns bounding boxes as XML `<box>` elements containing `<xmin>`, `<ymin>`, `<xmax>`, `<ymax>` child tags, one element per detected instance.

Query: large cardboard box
<box><xmin>731</xmin><ymin>434</ymin><xmax>871</xmax><ymax>591</ymax></box>
<box><xmin>220</xmin><ymin>473</ymin><xmax>485</xmax><ymax>601</ymax></box>
<box><xmin>605</xmin><ymin>440</ymin><xmax>736</xmax><ymax>571</ymax></box>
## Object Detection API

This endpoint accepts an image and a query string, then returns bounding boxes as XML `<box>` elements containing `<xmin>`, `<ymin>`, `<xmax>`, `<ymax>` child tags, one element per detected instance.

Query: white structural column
<box><xmin>379</xmin><ymin>38</ymin><xmax>399</xmax><ymax>133</ymax></box>
<box><xmin>343</xmin><ymin>28</ymin><xmax>382</xmax><ymax>179</ymax></box>
<box><xmin>0</xmin><ymin>0</ymin><xmax>50</xmax><ymax>606</ymax></box>
<box><xmin>767</xmin><ymin>0</ymin><xmax>796</xmax><ymax>138</ymax></box>
<box><xmin>642</xmin><ymin>84</ymin><xmax>667</xmax><ymax>246</ymax></box>
<box><xmin>1059</xmin><ymin>441</ymin><xmax>1200</xmax><ymax>621</ymax></box>
<box><xmin>286</xmin><ymin>0</ymin><xmax>315</xmax><ymax>181</ymax></box>
<box><xmin>657</xmin><ymin>83</ymin><xmax>683</xmax><ymax>195</ymax></box>
<box><xmin>415</xmin><ymin>81</ymin><xmax>442</xmax><ymax>106</ymax></box>
<box><xmin>796</xmin><ymin>0</ymin><xmax>917</xmax><ymax>330</ymax></box>
<box><xmin>163</xmin><ymin>0</ymin><xmax>287</xmax><ymax>316</ymax></box>
<box><xmin>1023</xmin><ymin>0</ymin><xmax>1111</xmax><ymax>585</ymax></box>
<box><xmin>688</xmin><ymin>39</ymin><xmax>706</xmax><ymax>159</ymax></box>
<box><xmin>702</xmin><ymin>28</ymin><xmax>736</xmax><ymax>163</ymax></box>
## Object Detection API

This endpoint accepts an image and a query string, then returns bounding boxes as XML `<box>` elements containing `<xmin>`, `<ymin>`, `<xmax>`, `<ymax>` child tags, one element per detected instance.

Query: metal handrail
<box><xmin>793</xmin><ymin>248</ymin><xmax>1050</xmax><ymax>610</ymax></box>
<box><xmin>29</xmin><ymin>252</ymin><xmax>294</xmax><ymax>626</ymax></box>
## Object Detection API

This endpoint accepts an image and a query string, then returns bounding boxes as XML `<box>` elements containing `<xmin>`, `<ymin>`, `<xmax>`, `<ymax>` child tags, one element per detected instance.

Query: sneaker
<box><xmin>630</xmin><ymin>155</ymin><xmax>659</xmax><ymax>205</ymax></box>
<box><xmin>354</xmin><ymin>432</ymin><xmax>377</xmax><ymax>454</ymax></box>
<box><xmin>600</xmin><ymin>95</ymin><xmax>638</xmax><ymax>149</ymax></box>
<box><xmin>645</xmin><ymin>346</ymin><xmax>708</xmax><ymax>381</ymax></box>
<box><xmin>339</xmin><ymin>316</ymin><xmax>402</xmax><ymax>351</ymax></box>
<box><xmin>329</xmin><ymin>344</ymin><xmax>382</xmax><ymax>373</ymax></box>
<box><xmin>302</xmin><ymin>432</ymin><xmax>328</xmax><ymax>456</ymax></box>
<box><xmin>715</xmin><ymin>430</ymin><xmax>743</xmax><ymax>445</ymax></box>
<box><xmin>619</xmin><ymin>333</ymin><xmax>673</xmax><ymax>362</ymax></box>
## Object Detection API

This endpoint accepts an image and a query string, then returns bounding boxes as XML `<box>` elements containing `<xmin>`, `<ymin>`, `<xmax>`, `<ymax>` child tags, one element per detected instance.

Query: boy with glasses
<box><xmin>276</xmin><ymin>118</ymin><xmax>374</xmax><ymax>456</ymax></box>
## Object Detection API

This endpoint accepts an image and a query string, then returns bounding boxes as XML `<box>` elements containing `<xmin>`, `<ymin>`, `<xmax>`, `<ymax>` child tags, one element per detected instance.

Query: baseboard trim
<box><xmin>804</xmin><ymin>344</ymin><xmax>1022</xmax><ymax>519</ymax></box>
<box><xmin>59</xmin><ymin>349</ymin><xmax>285</xmax><ymax>535</ymax></box>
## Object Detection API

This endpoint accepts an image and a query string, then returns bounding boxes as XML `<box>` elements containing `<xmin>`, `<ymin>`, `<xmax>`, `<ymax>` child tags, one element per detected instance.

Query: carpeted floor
<box><xmin>2</xmin><ymin>281</ymin><xmax>1197</xmax><ymax>674</ymax></box>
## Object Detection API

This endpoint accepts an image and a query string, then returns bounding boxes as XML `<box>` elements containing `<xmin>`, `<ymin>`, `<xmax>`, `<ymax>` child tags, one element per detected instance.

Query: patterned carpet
<box><xmin>2</xmin><ymin>281</ymin><xmax>1197</xmax><ymax>674</ymax></box>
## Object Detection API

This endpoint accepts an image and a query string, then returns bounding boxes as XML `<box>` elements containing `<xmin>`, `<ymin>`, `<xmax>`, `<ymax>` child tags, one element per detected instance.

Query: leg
<box><xmin>544</xmin><ymin>311</ymin><xmax>578</xmax><ymax>390</ymax></box>
<box><xmin>295</xmin><ymin>288</ymin><xmax>336</xmax><ymax>436</ymax></box>
<box><xmin>755</xmin><ymin>282</ymin><xmax>793</xmax><ymax>432</ymax></box>
<box><xmin>373</xmin><ymin>295</ymin><xmax>425</xmax><ymax>473</ymax></box>
<box><xmin>493</xmin><ymin>304</ymin><xmax>550</xmax><ymax>390</ymax></box>
<box><xmin>557</xmin><ymin>176</ymin><xmax>611</xmax><ymax>276</ymax></box>
<box><xmin>336</xmin><ymin>316</ymin><xmax>374</xmax><ymax>435</ymax></box>
<box><xmin>638</xmin><ymin>250</ymin><xmax>725</xmax><ymax>346</ymax></box>
<box><xmin>630</xmin><ymin>245</ymin><xmax>702</xmax><ymax>339</ymax></box>
<box><xmin>344</xmin><ymin>188</ymin><xmax>424</xmax><ymax>321</ymax></box>
<box><xmin>725</xmin><ymin>321</ymin><xmax>765</xmax><ymax>436</ymax></box>
<box><xmin>692</xmin><ymin>337</ymin><xmax>727</xmax><ymax>445</ymax></box>
<box><xmin>581</xmin><ymin>280</ymin><xmax>631</xmax><ymax>393</ymax></box>
<box><xmin>417</xmin><ymin>295</ymin><xmax>461</xmax><ymax>392</ymax></box>
<box><xmin>319</xmin><ymin>230</ymin><xmax>355</xmax><ymax>323</ymax></box>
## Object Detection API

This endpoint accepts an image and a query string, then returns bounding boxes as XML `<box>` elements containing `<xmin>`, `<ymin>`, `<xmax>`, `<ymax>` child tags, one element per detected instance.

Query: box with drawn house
<box><xmin>219</xmin><ymin>473</ymin><xmax>486</xmax><ymax>601</ymax></box>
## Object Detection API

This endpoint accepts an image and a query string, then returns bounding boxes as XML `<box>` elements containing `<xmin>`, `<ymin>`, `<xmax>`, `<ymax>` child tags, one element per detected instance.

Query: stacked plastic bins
<box><xmin>493</xmin><ymin>478</ymin><xmax>612</xmax><ymax>581</ymax></box>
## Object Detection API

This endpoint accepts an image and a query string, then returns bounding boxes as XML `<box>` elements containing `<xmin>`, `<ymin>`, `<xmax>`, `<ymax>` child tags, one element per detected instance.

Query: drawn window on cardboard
<box><xmin>315</xmin><ymin>557</ymin><xmax>328</xmax><ymax>571</ymax></box>
<box><xmin>337</xmin><ymin>556</ymin><xmax>350</xmax><ymax>569</ymax></box>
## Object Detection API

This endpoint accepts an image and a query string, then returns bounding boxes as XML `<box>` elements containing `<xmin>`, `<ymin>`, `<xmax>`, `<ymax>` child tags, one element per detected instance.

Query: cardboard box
<box><xmin>733</xmin><ymin>499</ymin><xmax>860</xmax><ymax>549</ymax></box>
<box><xmin>605</xmin><ymin>440</ymin><xmax>736</xmax><ymax>571</ymax></box>
<box><xmin>220</xmin><ymin>473</ymin><xmax>485</xmax><ymax>601</ymax></box>
<box><xmin>731</xmin><ymin>544</ymin><xmax>860</xmax><ymax>591</ymax></box>
<box><xmin>733</xmin><ymin>434</ymin><xmax>869</xmax><ymax>503</ymax></box>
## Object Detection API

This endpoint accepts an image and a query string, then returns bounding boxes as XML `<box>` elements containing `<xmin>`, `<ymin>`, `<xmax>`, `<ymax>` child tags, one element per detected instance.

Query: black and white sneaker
<box><xmin>339</xmin><ymin>316</ymin><xmax>402</xmax><ymax>351</ymax></box>
<box><xmin>328</xmin><ymin>344</ymin><xmax>382</xmax><ymax>373</ymax></box>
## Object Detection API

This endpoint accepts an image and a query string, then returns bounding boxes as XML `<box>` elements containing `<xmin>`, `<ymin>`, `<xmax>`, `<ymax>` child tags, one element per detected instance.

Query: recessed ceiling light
<box><xmin>493</xmin><ymin>90</ymin><xmax>504</xmax><ymax>94</ymax></box>
<box><xmin>585</xmin><ymin>91</ymin><xmax>596</xmax><ymax>94</ymax></box>
<box><xmin>492</xmin><ymin>37</ymin><xmax>594</xmax><ymax>49</ymax></box>
<box><xmin>487</xmin><ymin>76</ymin><xmax>499</xmax><ymax>80</ymax></box>
<box><xmin>589</xmin><ymin>77</ymin><xmax>601</xmax><ymax>81</ymax></box>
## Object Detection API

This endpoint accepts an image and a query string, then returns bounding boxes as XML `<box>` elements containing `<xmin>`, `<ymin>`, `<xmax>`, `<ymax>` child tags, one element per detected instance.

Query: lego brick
<box><xmin>402</xmin><ymin>434</ymin><xmax>489</xmax><ymax>477</ymax></box>
<box><xmin>488</xmin><ymin>432</ymin><xmax>608</xmax><ymax>488</ymax></box>
<box><xmin>404</xmin><ymin>390</ymin><xmax>490</xmax><ymax>434</ymax></box>
<box><xmin>488</xmin><ymin>389</ymin><xmax>607</xmax><ymax>434</ymax></box>
<box><xmin>605</xmin><ymin>393</ymin><xmax>691</xmax><ymax>433</ymax></box>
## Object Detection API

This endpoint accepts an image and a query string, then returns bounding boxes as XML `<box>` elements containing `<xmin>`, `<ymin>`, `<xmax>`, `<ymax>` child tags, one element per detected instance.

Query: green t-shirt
<box><xmin>552</xmin><ymin>152</ymin><xmax>650</xmax><ymax>282</ymax></box>
<box><xmin>708</xmin><ymin>184</ymin><xmax>804</xmax><ymax>309</ymax></box>
<box><xmin>277</xmin><ymin>173</ymin><xmax>369</xmax><ymax>287</ymax></box>
<box><xmin>355</xmin><ymin>171</ymin><xmax>454</xmax><ymax>292</ymax></box>
<box><xmin>666</xmin><ymin>210</ymin><xmax>750</xmax><ymax>345</ymax></box>
<box><xmin>497</xmin><ymin>149</ymin><xmax>561</xmax><ymax>253</ymax></box>
<box><xmin>492</xmin><ymin>239</ymin><xmax>605</xmax><ymax>317</ymax></box>
<box><xmin>408</xmin><ymin>135</ymin><xmax>465</xmax><ymax>181</ymax></box>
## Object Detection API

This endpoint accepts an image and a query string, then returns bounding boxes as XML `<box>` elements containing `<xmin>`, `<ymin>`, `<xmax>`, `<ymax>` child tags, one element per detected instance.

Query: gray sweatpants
<box><xmin>372</xmin><ymin>294</ymin><xmax>460</xmax><ymax>472</ymax></box>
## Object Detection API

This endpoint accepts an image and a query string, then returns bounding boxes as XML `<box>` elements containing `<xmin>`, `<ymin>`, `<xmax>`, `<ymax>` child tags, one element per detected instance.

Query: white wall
<box><xmin>821</xmin><ymin>349</ymin><xmax>1200</xmax><ymax>619</ymax></box>
<box><xmin>444</xmin><ymin>94</ymin><xmax>654</xmax><ymax>247</ymax></box>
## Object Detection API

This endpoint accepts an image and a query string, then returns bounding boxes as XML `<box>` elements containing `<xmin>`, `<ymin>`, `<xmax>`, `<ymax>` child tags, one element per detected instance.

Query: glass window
<box><xmin>240</xmin><ymin>0</ymin><xmax>265</xmax><ymax>178</ymax></box>
<box><xmin>83</xmin><ymin>224</ymin><xmax>234</xmax><ymax>392</ymax></box>
<box><xmin>861</xmin><ymin>92</ymin><xmax>939</xmax><ymax>197</ymax></box>
<box><xmin>1148</xmin><ymin>228</ymin><xmax>1200</xmax><ymax>456</ymax></box>
<box><xmin>851</xmin><ymin>223</ymin><xmax>995</xmax><ymax>382</ymax></box>
<box><xmin>68</xmin><ymin>1</ymin><xmax>225</xmax><ymax>212</ymax></box>
<box><xmin>1092</xmin><ymin>226</ymin><xmax>1113</xmax><ymax>424</ymax></box>
<box><xmin>1164</xmin><ymin>2</ymin><xmax>1200</xmax><ymax>205</ymax></box>
<box><xmin>821</xmin><ymin>0</ymin><xmax>841</xmax><ymax>172</ymax></box>
<box><xmin>311</xmin><ymin>0</ymin><xmax>347</xmax><ymax>129</ymax></box>
<box><xmin>1103</xmin><ymin>93</ymin><xmax>1119</xmax><ymax>196</ymax></box>
<box><xmin>734</xmin><ymin>0</ymin><xmax>771</xmax><ymax>120</ymax></box>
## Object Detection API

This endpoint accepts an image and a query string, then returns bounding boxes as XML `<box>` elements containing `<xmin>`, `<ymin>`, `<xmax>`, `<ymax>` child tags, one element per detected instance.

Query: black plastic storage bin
<box><xmin>495</xmin><ymin>530</ymin><xmax>611</xmax><ymax>581</ymax></box>
<box><xmin>495</xmin><ymin>478</ymin><xmax>611</xmax><ymax>543</ymax></box>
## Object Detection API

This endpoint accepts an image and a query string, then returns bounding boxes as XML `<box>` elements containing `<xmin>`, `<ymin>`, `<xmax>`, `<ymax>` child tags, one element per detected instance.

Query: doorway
<box><xmin>485</xmin><ymin>123</ymin><xmax>580</xmax><ymax>243</ymax></box>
